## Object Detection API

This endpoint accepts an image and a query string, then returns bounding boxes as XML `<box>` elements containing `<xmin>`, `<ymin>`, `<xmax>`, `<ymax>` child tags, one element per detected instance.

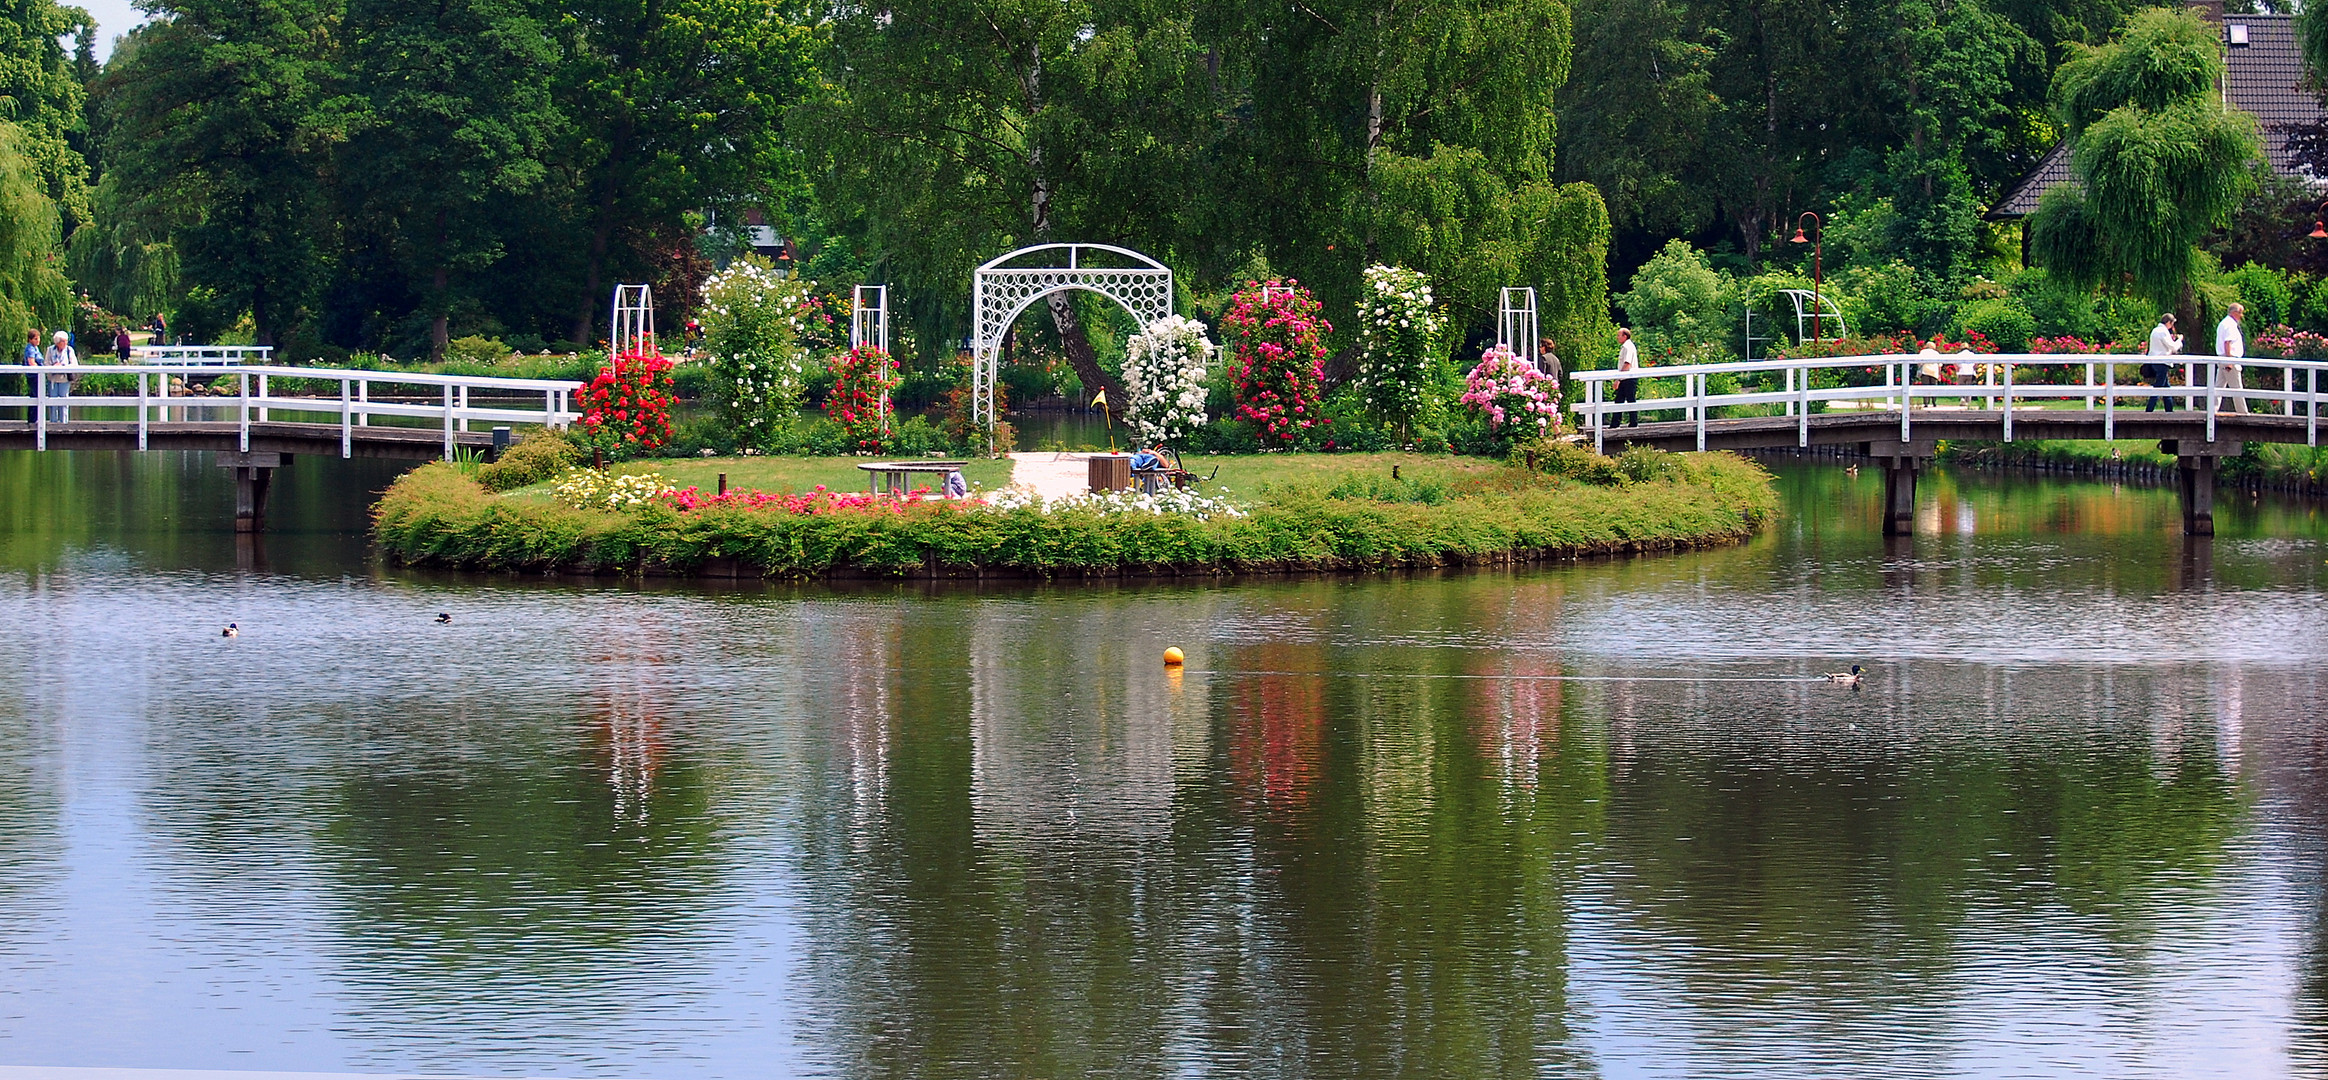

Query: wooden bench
<box><xmin>857</xmin><ymin>460</ymin><xmax>969</xmax><ymax>497</ymax></box>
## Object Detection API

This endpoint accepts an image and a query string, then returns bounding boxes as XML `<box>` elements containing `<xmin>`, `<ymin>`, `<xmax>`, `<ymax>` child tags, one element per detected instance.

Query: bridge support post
<box><xmin>2163</xmin><ymin>439</ymin><xmax>2239</xmax><ymax>537</ymax></box>
<box><xmin>218</xmin><ymin>451</ymin><xmax>284</xmax><ymax>533</ymax></box>
<box><xmin>1866</xmin><ymin>440</ymin><xmax>1937</xmax><ymax>535</ymax></box>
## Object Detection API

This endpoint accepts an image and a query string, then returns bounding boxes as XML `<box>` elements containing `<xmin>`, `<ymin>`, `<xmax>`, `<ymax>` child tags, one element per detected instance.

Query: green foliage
<box><xmin>699</xmin><ymin>255</ymin><xmax>813</xmax><ymax>439</ymax></box>
<box><xmin>0</xmin><ymin>124</ymin><xmax>71</xmax><ymax>351</ymax></box>
<box><xmin>444</xmin><ymin>335</ymin><xmax>514</xmax><ymax>367</ymax></box>
<box><xmin>2052</xmin><ymin>8</ymin><xmax>2222</xmax><ymax>139</ymax></box>
<box><xmin>0</xmin><ymin>0</ymin><xmax>90</xmax><ymax>225</ymax></box>
<box><xmin>2221</xmin><ymin>263</ymin><xmax>2294</xmax><ymax>328</ymax></box>
<box><xmin>476</xmin><ymin>428</ymin><xmax>582</xmax><ymax>491</ymax></box>
<box><xmin>1953</xmin><ymin>296</ymin><xmax>2038</xmax><ymax>352</ymax></box>
<box><xmin>1832</xmin><ymin>261</ymin><xmax>1944</xmax><ymax>336</ymax></box>
<box><xmin>2033</xmin><ymin>8</ymin><xmax>2262</xmax><ymax>312</ymax></box>
<box><xmin>1619</xmin><ymin>240</ymin><xmax>1733</xmax><ymax>355</ymax></box>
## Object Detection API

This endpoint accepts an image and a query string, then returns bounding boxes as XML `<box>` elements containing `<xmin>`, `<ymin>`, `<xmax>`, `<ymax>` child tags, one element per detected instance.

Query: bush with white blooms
<box><xmin>1120</xmin><ymin>314</ymin><xmax>1215</xmax><ymax>445</ymax></box>
<box><xmin>1353</xmin><ymin>264</ymin><xmax>1448</xmax><ymax>433</ymax></box>
<box><xmin>699</xmin><ymin>255</ymin><xmax>814</xmax><ymax>440</ymax></box>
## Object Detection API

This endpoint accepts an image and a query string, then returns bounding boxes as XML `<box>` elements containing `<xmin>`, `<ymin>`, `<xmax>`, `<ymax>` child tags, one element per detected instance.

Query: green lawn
<box><xmin>508</xmin><ymin>455</ymin><xmax>1016</xmax><ymax>498</ymax></box>
<box><xmin>1181</xmin><ymin>451</ymin><xmax>1513</xmax><ymax>501</ymax></box>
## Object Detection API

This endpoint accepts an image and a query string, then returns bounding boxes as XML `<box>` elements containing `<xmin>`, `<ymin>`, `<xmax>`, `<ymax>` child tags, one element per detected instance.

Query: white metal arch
<box><xmin>972</xmin><ymin>243</ymin><xmax>1174</xmax><ymax>433</ymax></box>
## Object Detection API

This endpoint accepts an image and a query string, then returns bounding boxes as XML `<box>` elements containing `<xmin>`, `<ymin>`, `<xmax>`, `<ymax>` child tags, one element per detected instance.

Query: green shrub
<box><xmin>1620</xmin><ymin>240</ymin><xmax>1736</xmax><ymax>356</ymax></box>
<box><xmin>444</xmin><ymin>335</ymin><xmax>513</xmax><ymax>367</ymax></box>
<box><xmin>2224</xmin><ymin>262</ymin><xmax>2295</xmax><ymax>328</ymax></box>
<box><xmin>1954</xmin><ymin>297</ymin><xmax>2038</xmax><ymax>352</ymax></box>
<box><xmin>1615</xmin><ymin>445</ymin><xmax>1685</xmax><ymax>483</ymax></box>
<box><xmin>475</xmin><ymin>428</ymin><xmax>579</xmax><ymax>491</ymax></box>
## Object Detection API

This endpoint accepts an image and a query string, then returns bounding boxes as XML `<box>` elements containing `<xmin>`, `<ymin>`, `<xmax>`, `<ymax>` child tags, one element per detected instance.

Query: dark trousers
<box><xmin>2142</xmin><ymin>363</ymin><xmax>2177</xmax><ymax>411</ymax></box>
<box><xmin>1614</xmin><ymin>378</ymin><xmax>1640</xmax><ymax>426</ymax></box>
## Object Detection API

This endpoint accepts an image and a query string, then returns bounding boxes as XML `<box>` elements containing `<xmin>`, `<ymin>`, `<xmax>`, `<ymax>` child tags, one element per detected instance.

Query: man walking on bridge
<box><xmin>1614</xmin><ymin>328</ymin><xmax>1640</xmax><ymax>427</ymax></box>
<box><xmin>2144</xmin><ymin>313</ymin><xmax>2181</xmax><ymax>412</ymax></box>
<box><xmin>2215</xmin><ymin>303</ymin><xmax>2248</xmax><ymax>414</ymax></box>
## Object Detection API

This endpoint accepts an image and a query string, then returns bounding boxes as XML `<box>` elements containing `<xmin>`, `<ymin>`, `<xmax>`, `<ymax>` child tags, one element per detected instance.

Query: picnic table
<box><xmin>857</xmin><ymin>460</ymin><xmax>969</xmax><ymax>498</ymax></box>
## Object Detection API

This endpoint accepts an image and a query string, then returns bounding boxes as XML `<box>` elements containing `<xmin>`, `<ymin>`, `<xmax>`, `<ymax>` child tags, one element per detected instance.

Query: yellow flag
<box><xmin>1091</xmin><ymin>388</ymin><xmax>1108</xmax><ymax>408</ymax></box>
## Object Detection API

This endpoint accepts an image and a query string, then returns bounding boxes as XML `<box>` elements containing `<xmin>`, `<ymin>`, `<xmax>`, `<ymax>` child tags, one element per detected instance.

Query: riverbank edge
<box><xmin>372</xmin><ymin>454</ymin><xmax>1780</xmax><ymax>579</ymax></box>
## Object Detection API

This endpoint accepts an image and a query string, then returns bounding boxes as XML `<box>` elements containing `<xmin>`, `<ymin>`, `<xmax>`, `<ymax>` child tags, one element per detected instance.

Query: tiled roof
<box><xmin>1990</xmin><ymin>142</ymin><xmax>2074</xmax><ymax>219</ymax></box>
<box><xmin>2224</xmin><ymin>13</ymin><xmax>2317</xmax><ymax>174</ymax></box>
<box><xmin>1987</xmin><ymin>14</ymin><xmax>2324</xmax><ymax>219</ymax></box>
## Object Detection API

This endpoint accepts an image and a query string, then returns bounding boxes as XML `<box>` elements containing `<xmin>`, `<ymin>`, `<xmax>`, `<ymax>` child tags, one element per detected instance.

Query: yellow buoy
<box><xmin>1163</xmin><ymin>647</ymin><xmax>1185</xmax><ymax>666</ymax></box>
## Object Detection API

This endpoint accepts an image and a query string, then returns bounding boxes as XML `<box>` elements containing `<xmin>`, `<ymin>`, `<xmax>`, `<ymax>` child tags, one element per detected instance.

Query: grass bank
<box><xmin>1945</xmin><ymin>438</ymin><xmax>2328</xmax><ymax>495</ymax></box>
<box><xmin>375</xmin><ymin>448</ymin><xmax>1779</xmax><ymax>579</ymax></box>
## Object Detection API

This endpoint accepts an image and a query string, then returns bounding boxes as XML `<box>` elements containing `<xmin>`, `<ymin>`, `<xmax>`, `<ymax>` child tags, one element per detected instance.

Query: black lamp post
<box><xmin>1790</xmin><ymin>212</ymin><xmax>1825</xmax><ymax>343</ymax></box>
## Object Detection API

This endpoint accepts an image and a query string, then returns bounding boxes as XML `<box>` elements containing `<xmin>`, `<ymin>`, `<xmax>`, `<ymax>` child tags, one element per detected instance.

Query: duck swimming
<box><xmin>221</xmin><ymin>623</ymin><xmax>239</xmax><ymax>638</ymax></box>
<box><xmin>1823</xmin><ymin>663</ymin><xmax>1862</xmax><ymax>686</ymax></box>
<box><xmin>435</xmin><ymin>613</ymin><xmax>452</xmax><ymax>624</ymax></box>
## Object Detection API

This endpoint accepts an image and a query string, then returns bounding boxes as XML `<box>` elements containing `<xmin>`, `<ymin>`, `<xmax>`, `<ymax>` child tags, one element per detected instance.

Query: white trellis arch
<box><xmin>971</xmin><ymin>244</ymin><xmax>1174</xmax><ymax>434</ymax></box>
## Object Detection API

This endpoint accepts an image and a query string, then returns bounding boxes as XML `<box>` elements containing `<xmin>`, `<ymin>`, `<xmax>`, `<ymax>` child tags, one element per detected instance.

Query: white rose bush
<box><xmin>1120</xmin><ymin>314</ymin><xmax>1215</xmax><ymax>445</ymax></box>
<box><xmin>699</xmin><ymin>255</ymin><xmax>814</xmax><ymax>441</ymax></box>
<box><xmin>1353</xmin><ymin>264</ymin><xmax>1448</xmax><ymax>435</ymax></box>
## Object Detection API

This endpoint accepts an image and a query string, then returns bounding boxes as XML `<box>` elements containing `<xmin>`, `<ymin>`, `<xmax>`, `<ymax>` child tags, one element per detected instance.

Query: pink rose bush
<box><xmin>1459</xmin><ymin>345</ymin><xmax>1560</xmax><ymax>442</ymax></box>
<box><xmin>1222</xmin><ymin>280</ymin><xmax>1330</xmax><ymax>447</ymax></box>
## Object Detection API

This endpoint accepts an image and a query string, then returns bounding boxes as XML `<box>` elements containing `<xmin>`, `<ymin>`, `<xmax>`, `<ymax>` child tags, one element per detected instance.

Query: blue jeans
<box><xmin>44</xmin><ymin>378</ymin><xmax>69</xmax><ymax>422</ymax></box>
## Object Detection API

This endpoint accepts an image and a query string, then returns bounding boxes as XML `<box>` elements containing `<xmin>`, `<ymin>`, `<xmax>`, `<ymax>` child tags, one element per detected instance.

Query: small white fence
<box><xmin>1571</xmin><ymin>354</ymin><xmax>2327</xmax><ymax>453</ymax></box>
<box><xmin>0</xmin><ymin>362</ymin><xmax>581</xmax><ymax>459</ymax></box>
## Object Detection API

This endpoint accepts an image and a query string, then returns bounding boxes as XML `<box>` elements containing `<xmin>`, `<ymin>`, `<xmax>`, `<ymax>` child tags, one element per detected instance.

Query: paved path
<box><xmin>1005</xmin><ymin>452</ymin><xmax>1092</xmax><ymax>501</ymax></box>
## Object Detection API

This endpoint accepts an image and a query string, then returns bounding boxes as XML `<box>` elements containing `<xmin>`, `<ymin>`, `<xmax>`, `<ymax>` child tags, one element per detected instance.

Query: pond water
<box><xmin>1</xmin><ymin>449</ymin><xmax>2326</xmax><ymax>1079</ymax></box>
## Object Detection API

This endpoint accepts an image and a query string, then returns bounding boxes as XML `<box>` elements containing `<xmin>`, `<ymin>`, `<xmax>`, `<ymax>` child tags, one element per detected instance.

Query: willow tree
<box><xmin>2029</xmin><ymin>8</ymin><xmax>2260</xmax><ymax>314</ymax></box>
<box><xmin>0</xmin><ymin>123</ymin><xmax>71</xmax><ymax>350</ymax></box>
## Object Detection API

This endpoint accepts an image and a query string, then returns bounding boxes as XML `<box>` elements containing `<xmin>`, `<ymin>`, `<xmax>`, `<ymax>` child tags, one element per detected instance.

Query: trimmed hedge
<box><xmin>374</xmin><ymin>452</ymin><xmax>1780</xmax><ymax>578</ymax></box>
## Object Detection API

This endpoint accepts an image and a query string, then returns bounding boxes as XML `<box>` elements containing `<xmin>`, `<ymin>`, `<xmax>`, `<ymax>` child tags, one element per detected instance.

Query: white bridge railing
<box><xmin>1571</xmin><ymin>353</ymin><xmax>2326</xmax><ymax>454</ymax></box>
<box><xmin>1</xmin><ymin>363</ymin><xmax>581</xmax><ymax>460</ymax></box>
<box><xmin>128</xmin><ymin>345</ymin><xmax>275</xmax><ymax>366</ymax></box>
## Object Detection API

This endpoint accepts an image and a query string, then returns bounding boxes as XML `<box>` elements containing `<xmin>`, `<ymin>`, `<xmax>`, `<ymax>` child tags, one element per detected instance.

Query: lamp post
<box><xmin>2309</xmin><ymin>198</ymin><xmax>2328</xmax><ymax>239</ymax></box>
<box><xmin>1790</xmin><ymin>212</ymin><xmax>1825</xmax><ymax>343</ymax></box>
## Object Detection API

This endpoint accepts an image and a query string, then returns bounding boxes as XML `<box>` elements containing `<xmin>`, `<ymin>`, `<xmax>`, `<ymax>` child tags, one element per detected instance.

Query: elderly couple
<box><xmin>19</xmin><ymin>329</ymin><xmax>79</xmax><ymax>422</ymax></box>
<box><xmin>2142</xmin><ymin>306</ymin><xmax>2251</xmax><ymax>414</ymax></box>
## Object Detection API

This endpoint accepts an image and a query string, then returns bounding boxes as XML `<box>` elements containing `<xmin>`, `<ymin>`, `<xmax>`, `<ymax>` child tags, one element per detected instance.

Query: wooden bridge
<box><xmin>1571</xmin><ymin>353</ymin><xmax>2326</xmax><ymax>535</ymax></box>
<box><xmin>2</xmin><ymin>362</ymin><xmax>579</xmax><ymax>530</ymax></box>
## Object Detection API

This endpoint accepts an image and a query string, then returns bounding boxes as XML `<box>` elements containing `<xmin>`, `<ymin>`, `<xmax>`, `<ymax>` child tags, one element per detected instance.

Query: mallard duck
<box><xmin>1844</xmin><ymin>463</ymin><xmax>1860</xmax><ymax>478</ymax></box>
<box><xmin>221</xmin><ymin>623</ymin><xmax>239</xmax><ymax>638</ymax></box>
<box><xmin>435</xmin><ymin>612</ymin><xmax>452</xmax><ymax>624</ymax></box>
<box><xmin>1823</xmin><ymin>664</ymin><xmax>1862</xmax><ymax>686</ymax></box>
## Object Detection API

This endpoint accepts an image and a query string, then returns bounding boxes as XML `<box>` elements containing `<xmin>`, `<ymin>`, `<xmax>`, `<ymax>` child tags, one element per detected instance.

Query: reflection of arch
<box><xmin>971</xmin><ymin>244</ymin><xmax>1174</xmax><ymax>435</ymax></box>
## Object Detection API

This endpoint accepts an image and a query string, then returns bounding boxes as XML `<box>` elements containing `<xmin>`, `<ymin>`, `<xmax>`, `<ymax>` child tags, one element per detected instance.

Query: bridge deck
<box><xmin>0</xmin><ymin>420</ymin><xmax>499</xmax><ymax>460</ymax></box>
<box><xmin>1583</xmin><ymin>409</ymin><xmax>2316</xmax><ymax>454</ymax></box>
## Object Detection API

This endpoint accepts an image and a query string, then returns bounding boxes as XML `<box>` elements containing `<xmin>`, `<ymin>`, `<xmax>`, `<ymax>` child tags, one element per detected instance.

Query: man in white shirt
<box><xmin>2143</xmin><ymin>313</ymin><xmax>2181</xmax><ymax>412</ymax></box>
<box><xmin>1613</xmin><ymin>327</ymin><xmax>1640</xmax><ymax>427</ymax></box>
<box><xmin>2214</xmin><ymin>303</ymin><xmax>2247</xmax><ymax>414</ymax></box>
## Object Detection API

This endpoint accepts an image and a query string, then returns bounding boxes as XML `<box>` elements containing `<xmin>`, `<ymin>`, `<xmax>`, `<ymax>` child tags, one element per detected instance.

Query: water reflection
<box><xmin>0</xmin><ymin>451</ymin><xmax>2323</xmax><ymax>1076</ymax></box>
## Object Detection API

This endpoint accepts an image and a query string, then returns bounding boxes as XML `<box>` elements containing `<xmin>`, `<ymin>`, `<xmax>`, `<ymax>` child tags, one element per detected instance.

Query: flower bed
<box><xmin>373</xmin><ymin>452</ymin><xmax>1779</xmax><ymax>578</ymax></box>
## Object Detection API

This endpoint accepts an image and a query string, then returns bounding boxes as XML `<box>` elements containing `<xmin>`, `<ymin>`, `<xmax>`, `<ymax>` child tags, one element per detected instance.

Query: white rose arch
<box><xmin>971</xmin><ymin>244</ymin><xmax>1175</xmax><ymax>436</ymax></box>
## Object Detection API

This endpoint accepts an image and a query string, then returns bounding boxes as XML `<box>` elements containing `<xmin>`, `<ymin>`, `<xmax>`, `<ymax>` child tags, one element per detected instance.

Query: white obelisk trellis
<box><xmin>1498</xmin><ymin>287</ymin><xmax>1539</xmax><ymax>357</ymax></box>
<box><xmin>611</xmin><ymin>284</ymin><xmax>655</xmax><ymax>357</ymax></box>
<box><xmin>971</xmin><ymin>244</ymin><xmax>1174</xmax><ymax>447</ymax></box>
<box><xmin>854</xmin><ymin>284</ymin><xmax>890</xmax><ymax>431</ymax></box>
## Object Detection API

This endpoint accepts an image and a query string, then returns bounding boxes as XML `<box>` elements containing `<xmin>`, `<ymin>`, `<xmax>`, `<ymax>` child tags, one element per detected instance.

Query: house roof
<box><xmin>1990</xmin><ymin>142</ymin><xmax>2074</xmax><ymax>219</ymax></box>
<box><xmin>1987</xmin><ymin>13</ymin><xmax>2323</xmax><ymax>220</ymax></box>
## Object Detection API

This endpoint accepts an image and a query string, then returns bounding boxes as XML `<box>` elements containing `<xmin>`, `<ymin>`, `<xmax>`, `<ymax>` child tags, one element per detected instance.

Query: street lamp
<box><xmin>2309</xmin><ymin>198</ymin><xmax>2328</xmax><ymax>239</ymax></box>
<box><xmin>1790</xmin><ymin>211</ymin><xmax>1825</xmax><ymax>343</ymax></box>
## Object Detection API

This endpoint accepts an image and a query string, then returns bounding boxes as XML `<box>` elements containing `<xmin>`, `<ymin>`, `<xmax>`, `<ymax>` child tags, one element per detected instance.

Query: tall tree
<box><xmin>2030</xmin><ymin>7</ymin><xmax>2261</xmax><ymax>313</ymax></box>
<box><xmin>0</xmin><ymin>0</ymin><xmax>94</xmax><ymax>226</ymax></box>
<box><xmin>335</xmin><ymin>0</ymin><xmax>563</xmax><ymax>356</ymax></box>
<box><xmin>0</xmin><ymin>122</ymin><xmax>72</xmax><ymax>347</ymax></box>
<box><xmin>803</xmin><ymin>0</ymin><xmax>1214</xmax><ymax>390</ymax></box>
<box><xmin>97</xmin><ymin>0</ymin><xmax>336</xmax><ymax>346</ymax></box>
<box><xmin>551</xmin><ymin>0</ymin><xmax>818</xmax><ymax>347</ymax></box>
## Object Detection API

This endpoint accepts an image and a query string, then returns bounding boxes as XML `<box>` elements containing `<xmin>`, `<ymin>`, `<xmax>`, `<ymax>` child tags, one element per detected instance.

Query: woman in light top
<box><xmin>43</xmin><ymin>330</ymin><xmax>76</xmax><ymax>422</ymax></box>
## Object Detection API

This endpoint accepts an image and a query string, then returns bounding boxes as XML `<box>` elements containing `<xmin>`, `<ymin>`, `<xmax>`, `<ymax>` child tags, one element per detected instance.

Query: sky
<box><xmin>78</xmin><ymin>0</ymin><xmax>147</xmax><ymax>62</ymax></box>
